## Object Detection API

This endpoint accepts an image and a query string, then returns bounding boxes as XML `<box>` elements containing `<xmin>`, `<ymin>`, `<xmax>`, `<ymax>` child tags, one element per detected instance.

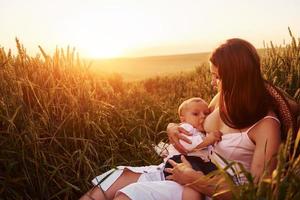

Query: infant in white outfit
<box><xmin>160</xmin><ymin>97</ymin><xmax>221</xmax><ymax>162</ymax></box>
<box><xmin>162</xmin><ymin>97</ymin><xmax>222</xmax><ymax>200</ymax></box>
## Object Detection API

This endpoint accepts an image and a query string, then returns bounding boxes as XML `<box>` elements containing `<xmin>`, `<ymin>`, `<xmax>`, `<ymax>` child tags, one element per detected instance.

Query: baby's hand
<box><xmin>189</xmin><ymin>131</ymin><xmax>222</xmax><ymax>152</ymax></box>
<box><xmin>206</xmin><ymin>131</ymin><xmax>222</xmax><ymax>145</ymax></box>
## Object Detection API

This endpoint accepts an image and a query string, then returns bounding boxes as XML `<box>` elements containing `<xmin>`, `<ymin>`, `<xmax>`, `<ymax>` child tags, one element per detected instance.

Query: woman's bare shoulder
<box><xmin>249</xmin><ymin>112</ymin><xmax>281</xmax><ymax>142</ymax></box>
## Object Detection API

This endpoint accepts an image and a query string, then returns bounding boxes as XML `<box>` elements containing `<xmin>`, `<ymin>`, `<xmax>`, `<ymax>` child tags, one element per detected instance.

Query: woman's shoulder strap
<box><xmin>245</xmin><ymin>115</ymin><xmax>280</xmax><ymax>134</ymax></box>
<box><xmin>263</xmin><ymin>116</ymin><xmax>280</xmax><ymax>123</ymax></box>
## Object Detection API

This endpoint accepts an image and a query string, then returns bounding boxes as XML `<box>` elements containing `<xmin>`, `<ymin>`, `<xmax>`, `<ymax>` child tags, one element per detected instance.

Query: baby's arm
<box><xmin>192</xmin><ymin>131</ymin><xmax>222</xmax><ymax>150</ymax></box>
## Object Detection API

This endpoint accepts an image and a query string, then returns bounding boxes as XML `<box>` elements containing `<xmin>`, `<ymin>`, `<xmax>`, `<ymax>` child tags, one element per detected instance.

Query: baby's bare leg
<box><xmin>182</xmin><ymin>186</ymin><xmax>203</xmax><ymax>200</ymax></box>
<box><xmin>80</xmin><ymin>169</ymin><xmax>141</xmax><ymax>200</ymax></box>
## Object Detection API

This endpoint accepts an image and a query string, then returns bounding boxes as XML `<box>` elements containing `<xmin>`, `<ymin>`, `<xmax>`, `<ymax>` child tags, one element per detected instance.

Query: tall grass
<box><xmin>261</xmin><ymin>27</ymin><xmax>300</xmax><ymax>102</ymax></box>
<box><xmin>210</xmin><ymin>129</ymin><xmax>300</xmax><ymax>200</ymax></box>
<box><xmin>0</xmin><ymin>31</ymin><xmax>299</xmax><ymax>199</ymax></box>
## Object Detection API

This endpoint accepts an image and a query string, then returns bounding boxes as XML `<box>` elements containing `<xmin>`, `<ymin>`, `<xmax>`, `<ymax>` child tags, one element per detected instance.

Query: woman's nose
<box><xmin>211</xmin><ymin>79</ymin><xmax>217</xmax><ymax>87</ymax></box>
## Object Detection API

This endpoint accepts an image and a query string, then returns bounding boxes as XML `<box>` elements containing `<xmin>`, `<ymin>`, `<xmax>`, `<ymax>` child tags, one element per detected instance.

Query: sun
<box><xmin>59</xmin><ymin>11</ymin><xmax>129</xmax><ymax>59</ymax></box>
<box><xmin>59</xmin><ymin>7</ymin><xmax>163</xmax><ymax>59</ymax></box>
<box><xmin>80</xmin><ymin>40</ymin><xmax>125</xmax><ymax>59</ymax></box>
<box><xmin>64</xmin><ymin>25</ymin><xmax>126</xmax><ymax>59</ymax></box>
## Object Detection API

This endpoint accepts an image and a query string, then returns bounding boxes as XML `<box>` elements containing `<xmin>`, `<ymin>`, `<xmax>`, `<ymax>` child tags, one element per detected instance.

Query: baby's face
<box><xmin>180</xmin><ymin>101</ymin><xmax>210</xmax><ymax>131</ymax></box>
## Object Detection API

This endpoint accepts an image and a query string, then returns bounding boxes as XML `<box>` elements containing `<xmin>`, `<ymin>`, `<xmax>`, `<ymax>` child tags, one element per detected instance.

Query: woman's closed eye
<box><xmin>211</xmin><ymin>72</ymin><xmax>220</xmax><ymax>80</ymax></box>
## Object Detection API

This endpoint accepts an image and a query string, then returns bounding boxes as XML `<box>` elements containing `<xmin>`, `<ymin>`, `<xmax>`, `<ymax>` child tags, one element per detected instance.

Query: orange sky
<box><xmin>1</xmin><ymin>0</ymin><xmax>299</xmax><ymax>58</ymax></box>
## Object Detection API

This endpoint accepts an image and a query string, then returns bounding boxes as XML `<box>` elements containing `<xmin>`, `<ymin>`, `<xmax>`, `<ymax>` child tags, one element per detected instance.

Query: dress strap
<box><xmin>263</xmin><ymin>116</ymin><xmax>280</xmax><ymax>123</ymax></box>
<box><xmin>245</xmin><ymin>115</ymin><xmax>280</xmax><ymax>134</ymax></box>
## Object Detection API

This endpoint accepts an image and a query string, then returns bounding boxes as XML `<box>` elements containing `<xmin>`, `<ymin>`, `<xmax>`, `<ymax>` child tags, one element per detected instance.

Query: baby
<box><xmin>162</xmin><ymin>97</ymin><xmax>222</xmax><ymax>200</ymax></box>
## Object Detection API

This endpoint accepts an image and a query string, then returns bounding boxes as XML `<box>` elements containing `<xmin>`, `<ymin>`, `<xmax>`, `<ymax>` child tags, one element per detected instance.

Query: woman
<box><xmin>81</xmin><ymin>38</ymin><xmax>295</xmax><ymax>200</ymax></box>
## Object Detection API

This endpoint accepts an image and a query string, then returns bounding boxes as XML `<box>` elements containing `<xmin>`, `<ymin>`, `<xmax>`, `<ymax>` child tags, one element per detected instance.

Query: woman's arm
<box><xmin>165</xmin><ymin>156</ymin><xmax>232</xmax><ymax>200</ymax></box>
<box><xmin>187</xmin><ymin>172</ymin><xmax>232</xmax><ymax>200</ymax></box>
<box><xmin>249</xmin><ymin>117</ymin><xmax>281</xmax><ymax>182</ymax></box>
<box><xmin>167</xmin><ymin>123</ymin><xmax>193</xmax><ymax>153</ymax></box>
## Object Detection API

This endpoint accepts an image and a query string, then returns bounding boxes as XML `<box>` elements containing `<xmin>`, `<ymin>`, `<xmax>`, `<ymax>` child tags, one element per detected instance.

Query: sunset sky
<box><xmin>1</xmin><ymin>0</ymin><xmax>299</xmax><ymax>58</ymax></box>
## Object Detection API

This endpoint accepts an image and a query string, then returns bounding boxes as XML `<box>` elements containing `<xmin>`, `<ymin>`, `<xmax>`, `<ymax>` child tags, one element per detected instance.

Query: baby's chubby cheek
<box><xmin>197</xmin><ymin>121</ymin><xmax>205</xmax><ymax>131</ymax></box>
<box><xmin>198</xmin><ymin>124</ymin><xmax>205</xmax><ymax>132</ymax></box>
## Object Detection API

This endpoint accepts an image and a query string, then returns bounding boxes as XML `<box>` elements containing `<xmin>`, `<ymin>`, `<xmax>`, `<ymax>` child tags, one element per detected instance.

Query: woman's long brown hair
<box><xmin>209</xmin><ymin>38</ymin><xmax>273</xmax><ymax>129</ymax></box>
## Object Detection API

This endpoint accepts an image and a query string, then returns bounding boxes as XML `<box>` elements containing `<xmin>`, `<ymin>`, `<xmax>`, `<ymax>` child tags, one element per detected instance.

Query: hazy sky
<box><xmin>1</xmin><ymin>0</ymin><xmax>299</xmax><ymax>58</ymax></box>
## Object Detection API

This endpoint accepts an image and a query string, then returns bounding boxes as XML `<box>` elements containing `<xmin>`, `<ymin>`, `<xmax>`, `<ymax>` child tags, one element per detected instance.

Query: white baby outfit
<box><xmin>159</xmin><ymin>122</ymin><xmax>210</xmax><ymax>162</ymax></box>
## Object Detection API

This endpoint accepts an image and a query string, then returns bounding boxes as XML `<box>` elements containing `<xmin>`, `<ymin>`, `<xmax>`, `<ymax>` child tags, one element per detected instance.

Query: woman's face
<box><xmin>209</xmin><ymin>63</ymin><xmax>221</xmax><ymax>91</ymax></box>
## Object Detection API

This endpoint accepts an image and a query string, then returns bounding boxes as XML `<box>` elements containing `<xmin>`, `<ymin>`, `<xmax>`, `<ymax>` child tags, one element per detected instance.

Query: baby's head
<box><xmin>178</xmin><ymin>97</ymin><xmax>209</xmax><ymax>131</ymax></box>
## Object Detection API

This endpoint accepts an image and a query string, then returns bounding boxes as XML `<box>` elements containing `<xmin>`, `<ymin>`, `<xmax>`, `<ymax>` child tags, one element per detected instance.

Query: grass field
<box><xmin>0</xmin><ymin>32</ymin><xmax>299</xmax><ymax>199</ymax></box>
<box><xmin>90</xmin><ymin>52</ymin><xmax>211</xmax><ymax>80</ymax></box>
<box><xmin>90</xmin><ymin>49</ymin><xmax>267</xmax><ymax>81</ymax></box>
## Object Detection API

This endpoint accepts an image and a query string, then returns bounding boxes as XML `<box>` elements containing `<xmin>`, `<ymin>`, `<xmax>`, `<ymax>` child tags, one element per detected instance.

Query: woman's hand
<box><xmin>164</xmin><ymin>155</ymin><xmax>204</xmax><ymax>185</ymax></box>
<box><xmin>167</xmin><ymin>123</ymin><xmax>192</xmax><ymax>154</ymax></box>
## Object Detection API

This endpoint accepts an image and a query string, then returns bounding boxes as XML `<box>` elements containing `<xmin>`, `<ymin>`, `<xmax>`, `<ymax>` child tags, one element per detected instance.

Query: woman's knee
<box><xmin>90</xmin><ymin>170</ymin><xmax>141</xmax><ymax>200</ymax></box>
<box><xmin>105</xmin><ymin>170</ymin><xmax>141</xmax><ymax>197</ymax></box>
<box><xmin>82</xmin><ymin>168</ymin><xmax>143</xmax><ymax>200</ymax></box>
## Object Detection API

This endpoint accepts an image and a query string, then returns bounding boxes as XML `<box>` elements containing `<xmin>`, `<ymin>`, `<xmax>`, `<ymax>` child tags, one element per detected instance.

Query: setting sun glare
<box><xmin>1</xmin><ymin>0</ymin><xmax>300</xmax><ymax>59</ymax></box>
<box><xmin>58</xmin><ymin>4</ymin><xmax>172</xmax><ymax>59</ymax></box>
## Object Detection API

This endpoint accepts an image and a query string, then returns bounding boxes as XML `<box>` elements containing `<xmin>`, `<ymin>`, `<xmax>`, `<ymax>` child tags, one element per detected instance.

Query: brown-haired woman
<box><xmin>81</xmin><ymin>38</ymin><xmax>295</xmax><ymax>200</ymax></box>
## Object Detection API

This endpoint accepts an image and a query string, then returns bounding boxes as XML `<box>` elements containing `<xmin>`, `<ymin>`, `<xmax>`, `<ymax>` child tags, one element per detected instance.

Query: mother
<box><xmin>81</xmin><ymin>38</ymin><xmax>296</xmax><ymax>200</ymax></box>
